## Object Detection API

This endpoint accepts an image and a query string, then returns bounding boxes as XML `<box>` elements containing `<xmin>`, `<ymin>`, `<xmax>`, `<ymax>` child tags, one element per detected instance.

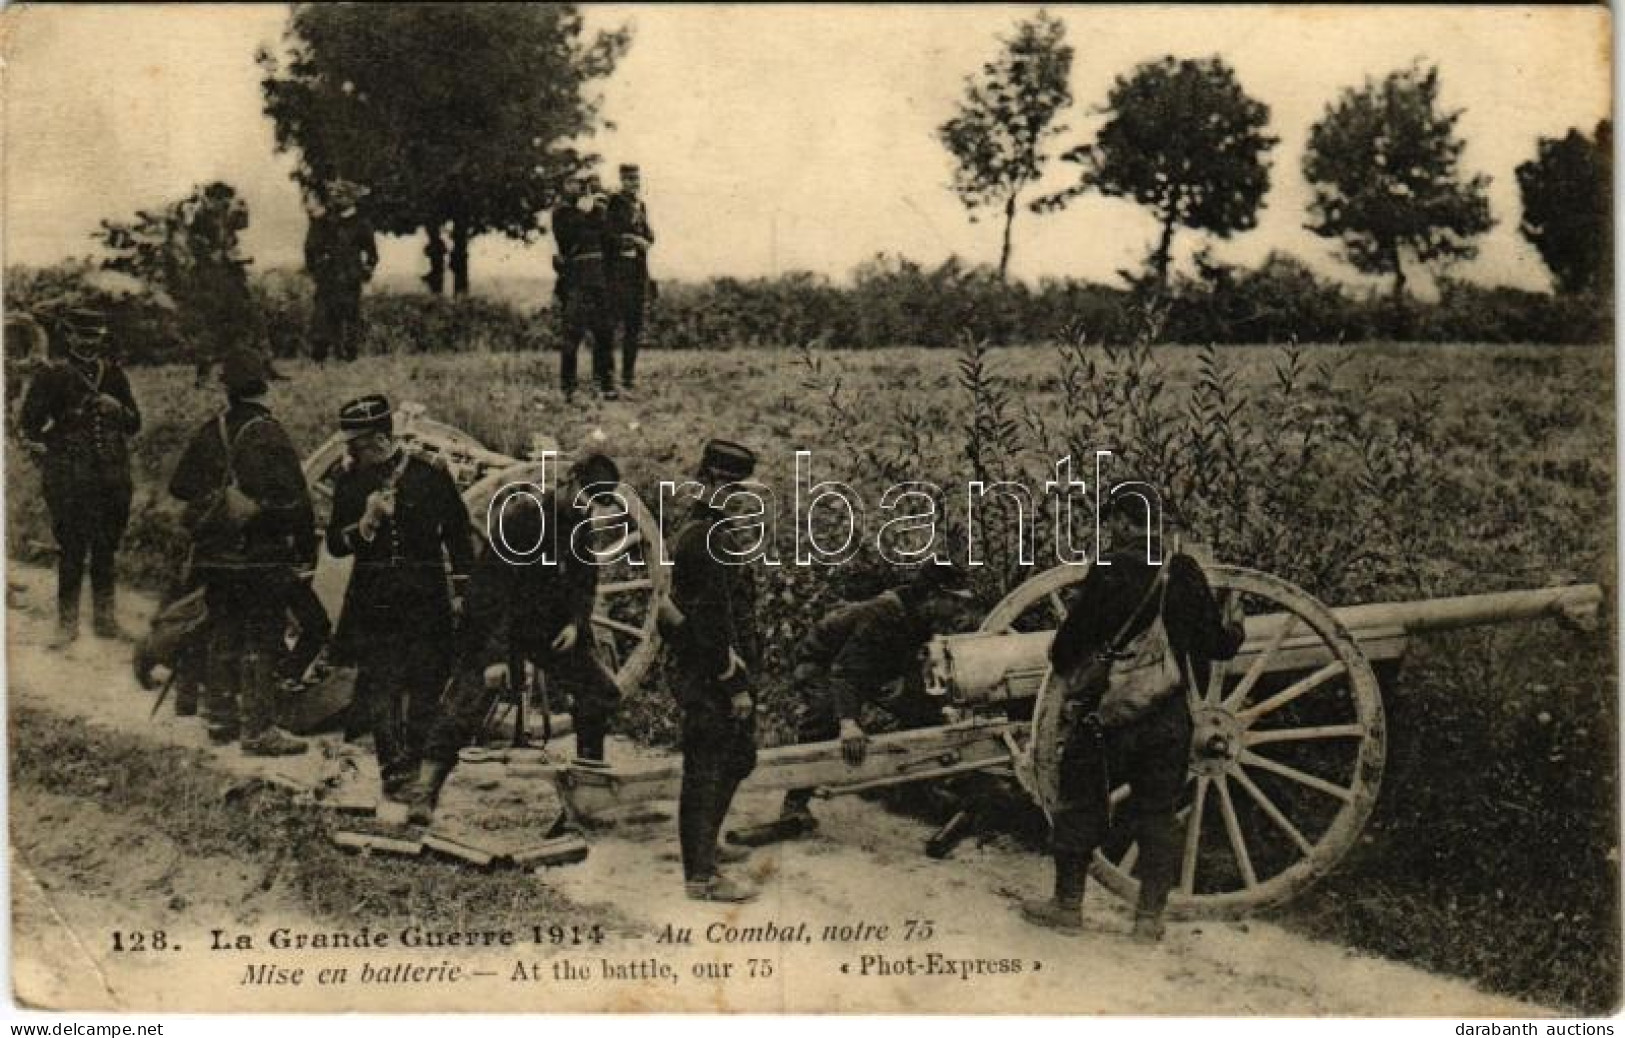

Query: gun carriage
<box><xmin>301</xmin><ymin>411</ymin><xmax>1602</xmax><ymax>916</ymax></box>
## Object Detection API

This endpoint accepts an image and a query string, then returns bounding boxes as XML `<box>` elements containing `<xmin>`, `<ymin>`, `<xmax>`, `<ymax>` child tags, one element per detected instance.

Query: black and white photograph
<box><xmin>1</xmin><ymin>2</ymin><xmax>1616</xmax><ymax>1020</ymax></box>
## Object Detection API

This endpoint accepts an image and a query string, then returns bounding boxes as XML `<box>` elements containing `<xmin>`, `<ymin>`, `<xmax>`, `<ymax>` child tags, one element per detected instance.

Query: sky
<box><xmin>1</xmin><ymin>4</ymin><xmax>1612</xmax><ymax>294</ymax></box>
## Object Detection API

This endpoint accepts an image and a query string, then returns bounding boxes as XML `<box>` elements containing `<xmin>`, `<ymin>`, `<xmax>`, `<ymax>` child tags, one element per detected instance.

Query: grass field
<box><xmin>5</xmin><ymin>340</ymin><xmax>1618</xmax><ymax>1009</ymax></box>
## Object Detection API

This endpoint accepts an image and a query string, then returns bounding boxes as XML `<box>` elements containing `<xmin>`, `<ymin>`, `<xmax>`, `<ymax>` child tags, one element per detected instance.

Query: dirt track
<box><xmin>6</xmin><ymin>564</ymin><xmax>1545</xmax><ymax>1014</ymax></box>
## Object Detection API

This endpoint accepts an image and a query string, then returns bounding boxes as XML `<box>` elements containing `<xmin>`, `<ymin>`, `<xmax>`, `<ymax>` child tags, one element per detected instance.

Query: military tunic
<box><xmin>663</xmin><ymin>501</ymin><xmax>761</xmax><ymax>881</ymax></box>
<box><xmin>426</xmin><ymin>487</ymin><xmax>622</xmax><ymax>764</ymax></box>
<box><xmin>305</xmin><ymin>211</ymin><xmax>378</xmax><ymax>362</ymax></box>
<box><xmin>605</xmin><ymin>191</ymin><xmax>654</xmax><ymax>388</ymax></box>
<box><xmin>19</xmin><ymin>356</ymin><xmax>140</xmax><ymax>627</ymax></box>
<box><xmin>327</xmin><ymin>448</ymin><xmax>473</xmax><ymax>786</ymax></box>
<box><xmin>1047</xmin><ymin>550</ymin><xmax>1244</xmax><ymax>915</ymax></box>
<box><xmin>550</xmin><ymin>200</ymin><xmax>614</xmax><ymax>394</ymax></box>
<box><xmin>169</xmin><ymin>399</ymin><xmax>314</xmax><ymax>739</ymax></box>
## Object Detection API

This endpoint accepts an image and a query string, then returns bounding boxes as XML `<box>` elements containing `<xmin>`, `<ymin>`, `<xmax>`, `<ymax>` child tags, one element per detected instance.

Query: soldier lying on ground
<box><xmin>727</xmin><ymin>563</ymin><xmax>974</xmax><ymax>847</ymax></box>
<box><xmin>406</xmin><ymin>454</ymin><xmax>626</xmax><ymax>826</ymax></box>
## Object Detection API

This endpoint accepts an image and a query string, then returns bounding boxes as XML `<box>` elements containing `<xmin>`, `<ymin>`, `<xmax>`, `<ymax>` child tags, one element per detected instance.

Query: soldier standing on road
<box><xmin>409</xmin><ymin>454</ymin><xmax>626</xmax><ymax>824</ymax></box>
<box><xmin>304</xmin><ymin>181</ymin><xmax>378</xmax><ymax>364</ymax></box>
<box><xmin>326</xmin><ymin>394</ymin><xmax>474</xmax><ymax>800</ymax></box>
<box><xmin>606</xmin><ymin>163</ymin><xmax>654</xmax><ymax>396</ymax></box>
<box><xmin>550</xmin><ymin>174</ymin><xmax>616</xmax><ymax>401</ymax></box>
<box><xmin>1021</xmin><ymin>504</ymin><xmax>1245</xmax><ymax>942</ymax></box>
<box><xmin>728</xmin><ymin>563</ymin><xmax>973</xmax><ymax>847</ymax></box>
<box><xmin>659</xmin><ymin>439</ymin><xmax>763</xmax><ymax>903</ymax></box>
<box><xmin>19</xmin><ymin>305</ymin><xmax>141</xmax><ymax>648</ymax></box>
<box><xmin>168</xmin><ymin>349</ymin><xmax>314</xmax><ymax>755</ymax></box>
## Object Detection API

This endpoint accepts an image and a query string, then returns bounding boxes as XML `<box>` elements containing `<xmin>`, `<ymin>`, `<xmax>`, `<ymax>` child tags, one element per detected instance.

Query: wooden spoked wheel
<box><xmin>981</xmin><ymin>563</ymin><xmax>1386</xmax><ymax>917</ymax></box>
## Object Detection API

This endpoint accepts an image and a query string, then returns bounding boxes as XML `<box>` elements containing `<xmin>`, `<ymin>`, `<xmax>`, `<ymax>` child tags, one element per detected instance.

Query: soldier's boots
<box><xmin>403</xmin><ymin>760</ymin><xmax>453</xmax><ymax>827</ymax></box>
<box><xmin>685</xmin><ymin>873</ymin><xmax>758</xmax><ymax>904</ymax></box>
<box><xmin>92</xmin><ymin>591</ymin><xmax>126</xmax><ymax>640</ymax></box>
<box><xmin>1130</xmin><ymin>912</ymin><xmax>1167</xmax><ymax>944</ymax></box>
<box><xmin>174</xmin><ymin>681</ymin><xmax>201</xmax><ymax>718</ymax></box>
<box><xmin>241</xmin><ymin>726</ymin><xmax>308</xmax><ymax>757</ymax></box>
<box><xmin>1018</xmin><ymin>856</ymin><xmax>1087</xmax><ymax>934</ymax></box>
<box><xmin>49</xmin><ymin>598</ymin><xmax>80</xmax><ymax>650</ymax></box>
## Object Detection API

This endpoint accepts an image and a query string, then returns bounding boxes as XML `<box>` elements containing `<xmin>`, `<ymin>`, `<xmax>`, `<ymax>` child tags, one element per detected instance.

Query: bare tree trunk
<box><xmin>422</xmin><ymin>225</ymin><xmax>446</xmax><ymax>296</ymax></box>
<box><xmin>450</xmin><ymin>221</ymin><xmax>470</xmax><ymax>296</ymax></box>
<box><xmin>1152</xmin><ymin>211</ymin><xmax>1178</xmax><ymax>289</ymax></box>
<box><xmin>998</xmin><ymin>194</ymin><xmax>1016</xmax><ymax>282</ymax></box>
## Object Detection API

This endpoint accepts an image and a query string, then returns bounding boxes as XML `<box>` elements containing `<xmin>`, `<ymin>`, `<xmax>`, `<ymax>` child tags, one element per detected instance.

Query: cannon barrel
<box><xmin>928</xmin><ymin>583</ymin><xmax>1604</xmax><ymax>706</ymax></box>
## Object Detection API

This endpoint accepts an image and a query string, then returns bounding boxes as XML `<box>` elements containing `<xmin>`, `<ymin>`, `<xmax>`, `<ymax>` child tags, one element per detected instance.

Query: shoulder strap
<box><xmin>216</xmin><ymin>410</ymin><xmax>271</xmax><ymax>487</ymax></box>
<box><xmin>1106</xmin><ymin>564</ymin><xmax>1171</xmax><ymax>655</ymax></box>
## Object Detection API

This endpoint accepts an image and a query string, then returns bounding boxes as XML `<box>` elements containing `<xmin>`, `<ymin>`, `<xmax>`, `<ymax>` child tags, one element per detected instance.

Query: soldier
<box><xmin>728</xmin><ymin>563</ymin><xmax>974</xmax><ymax>846</ymax></box>
<box><xmin>1020</xmin><ymin>504</ymin><xmax>1244</xmax><ymax>942</ymax></box>
<box><xmin>326</xmin><ymin>394</ymin><xmax>474</xmax><ymax>799</ymax></box>
<box><xmin>659</xmin><ymin>439</ymin><xmax>763</xmax><ymax>903</ymax></box>
<box><xmin>168</xmin><ymin>348</ymin><xmax>314</xmax><ymax>755</ymax></box>
<box><xmin>550</xmin><ymin>173</ymin><xmax>616</xmax><ymax>400</ymax></box>
<box><xmin>304</xmin><ymin>181</ymin><xmax>378</xmax><ymax>363</ymax></box>
<box><xmin>408</xmin><ymin>453</ymin><xmax>626</xmax><ymax>824</ymax></box>
<box><xmin>19</xmin><ymin>304</ymin><xmax>141</xmax><ymax>648</ymax></box>
<box><xmin>606</xmin><ymin>163</ymin><xmax>655</xmax><ymax>395</ymax></box>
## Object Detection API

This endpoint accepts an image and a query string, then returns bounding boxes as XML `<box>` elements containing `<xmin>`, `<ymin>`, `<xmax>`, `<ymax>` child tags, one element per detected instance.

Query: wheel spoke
<box><xmin>1243</xmin><ymin>724</ymin><xmax>1366</xmax><ymax>747</ymax></box>
<box><xmin>1240</xmin><ymin>749</ymin><xmax>1355</xmax><ymax>803</ymax></box>
<box><xmin>592</xmin><ymin>614</ymin><xmax>649</xmax><ymax>639</ymax></box>
<box><xmin>1047</xmin><ymin>590</ymin><xmax>1068</xmax><ymax>623</ymax></box>
<box><xmin>1120</xmin><ymin>842</ymin><xmax>1140</xmax><ymax>875</ymax></box>
<box><xmin>1180</xmin><ymin>776</ymin><xmax>1210</xmax><ymax>896</ymax></box>
<box><xmin>598</xmin><ymin>578</ymin><xmax>654</xmax><ymax>595</ymax></box>
<box><xmin>1223</xmin><ymin>615</ymin><xmax>1300</xmax><ymax>711</ymax></box>
<box><xmin>1216</xmin><ymin>775</ymin><xmax>1258</xmax><ymax>888</ymax></box>
<box><xmin>1231</xmin><ymin>766</ymin><xmax>1315</xmax><ymax>858</ymax></box>
<box><xmin>1237</xmin><ymin>660</ymin><xmax>1346</xmax><ymax>724</ymax></box>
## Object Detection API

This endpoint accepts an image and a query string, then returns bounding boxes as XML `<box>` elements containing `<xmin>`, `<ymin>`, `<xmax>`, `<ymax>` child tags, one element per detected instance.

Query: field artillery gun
<box><xmin>544</xmin><ymin>563</ymin><xmax>1602</xmax><ymax>918</ymax></box>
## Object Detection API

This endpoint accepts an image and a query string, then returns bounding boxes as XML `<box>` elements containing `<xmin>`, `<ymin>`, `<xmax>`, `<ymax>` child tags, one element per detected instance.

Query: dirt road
<box><xmin>6</xmin><ymin>564</ymin><xmax>1543</xmax><ymax>1014</ymax></box>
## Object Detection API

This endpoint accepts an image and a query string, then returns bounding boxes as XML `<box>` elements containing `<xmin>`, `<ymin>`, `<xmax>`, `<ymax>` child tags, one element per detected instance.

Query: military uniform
<box><xmin>661</xmin><ymin>442</ymin><xmax>762</xmax><ymax>895</ymax></box>
<box><xmin>169</xmin><ymin>352</ymin><xmax>315</xmax><ymax>753</ymax></box>
<box><xmin>326</xmin><ymin>396</ymin><xmax>473</xmax><ymax>791</ymax></box>
<box><xmin>605</xmin><ymin>173</ymin><xmax>654</xmax><ymax>390</ymax></box>
<box><xmin>551</xmin><ymin>197</ymin><xmax>615</xmax><ymax>396</ymax></box>
<box><xmin>1038</xmin><ymin>550</ymin><xmax>1243</xmax><ymax>931</ymax></box>
<box><xmin>19</xmin><ymin>346</ymin><xmax>140</xmax><ymax>641</ymax></box>
<box><xmin>305</xmin><ymin>209</ymin><xmax>378</xmax><ymax>362</ymax></box>
<box><xmin>425</xmin><ymin>481</ymin><xmax>622</xmax><ymax>771</ymax></box>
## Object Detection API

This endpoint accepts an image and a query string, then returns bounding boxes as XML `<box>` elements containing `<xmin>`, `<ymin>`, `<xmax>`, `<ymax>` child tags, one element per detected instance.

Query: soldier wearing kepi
<box><xmin>168</xmin><ymin>348</ymin><xmax>314</xmax><ymax>754</ymax></box>
<box><xmin>409</xmin><ymin>454</ymin><xmax>626</xmax><ymax>824</ymax></box>
<box><xmin>1021</xmin><ymin>502</ymin><xmax>1245</xmax><ymax>942</ymax></box>
<box><xmin>728</xmin><ymin>563</ymin><xmax>973</xmax><ymax>847</ymax></box>
<box><xmin>19</xmin><ymin>304</ymin><xmax>140</xmax><ymax>647</ymax></box>
<box><xmin>660</xmin><ymin>439</ymin><xmax>763</xmax><ymax>903</ymax></box>
<box><xmin>605</xmin><ymin>163</ymin><xmax>655</xmax><ymax>395</ymax></box>
<box><xmin>550</xmin><ymin>173</ymin><xmax>616</xmax><ymax>400</ymax></box>
<box><xmin>326</xmin><ymin>395</ymin><xmax>474</xmax><ymax>800</ymax></box>
<box><xmin>304</xmin><ymin>180</ymin><xmax>378</xmax><ymax>363</ymax></box>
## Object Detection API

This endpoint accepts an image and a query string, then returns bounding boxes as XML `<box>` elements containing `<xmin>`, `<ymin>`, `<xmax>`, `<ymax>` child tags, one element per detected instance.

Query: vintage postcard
<box><xmin>2</xmin><ymin>2</ymin><xmax>1616</xmax><ymax>1018</ymax></box>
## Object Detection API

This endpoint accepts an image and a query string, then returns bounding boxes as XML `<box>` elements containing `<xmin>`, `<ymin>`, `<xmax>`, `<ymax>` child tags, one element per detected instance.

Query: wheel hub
<box><xmin>1190</xmin><ymin>705</ymin><xmax>1243</xmax><ymax>777</ymax></box>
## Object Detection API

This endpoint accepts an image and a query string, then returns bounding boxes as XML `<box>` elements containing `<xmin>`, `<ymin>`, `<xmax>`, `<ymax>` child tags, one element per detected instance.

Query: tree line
<box><xmin>938</xmin><ymin>10</ymin><xmax>1611</xmax><ymax>303</ymax></box>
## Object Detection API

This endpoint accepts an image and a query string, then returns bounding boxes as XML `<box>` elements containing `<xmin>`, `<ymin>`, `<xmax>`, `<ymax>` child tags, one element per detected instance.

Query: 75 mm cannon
<box><xmin>544</xmin><ymin>564</ymin><xmax>1601</xmax><ymax>917</ymax></box>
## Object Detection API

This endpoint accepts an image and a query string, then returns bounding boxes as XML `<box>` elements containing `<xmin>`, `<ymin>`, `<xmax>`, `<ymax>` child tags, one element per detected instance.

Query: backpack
<box><xmin>1094</xmin><ymin>566</ymin><xmax>1184</xmax><ymax>728</ymax></box>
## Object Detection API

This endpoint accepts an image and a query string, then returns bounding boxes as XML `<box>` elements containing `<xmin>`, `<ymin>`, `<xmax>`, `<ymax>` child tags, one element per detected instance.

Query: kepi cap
<box><xmin>219</xmin><ymin>348</ymin><xmax>270</xmax><ymax>397</ymax></box>
<box><xmin>912</xmin><ymin>560</ymin><xmax>975</xmax><ymax>600</ymax></box>
<box><xmin>338</xmin><ymin>393</ymin><xmax>393</xmax><ymax>440</ymax></box>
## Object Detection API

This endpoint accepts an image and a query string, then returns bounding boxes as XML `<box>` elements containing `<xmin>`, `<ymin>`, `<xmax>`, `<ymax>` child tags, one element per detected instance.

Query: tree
<box><xmin>937</xmin><ymin>10</ymin><xmax>1073</xmax><ymax>281</ymax></box>
<box><xmin>1516</xmin><ymin>119</ymin><xmax>1612</xmax><ymax>296</ymax></box>
<box><xmin>1044</xmin><ymin>56</ymin><xmax>1276</xmax><ymax>290</ymax></box>
<box><xmin>1303</xmin><ymin>63</ymin><xmax>1493</xmax><ymax>305</ymax></box>
<box><xmin>259</xmin><ymin>3</ymin><xmax>630</xmax><ymax>295</ymax></box>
